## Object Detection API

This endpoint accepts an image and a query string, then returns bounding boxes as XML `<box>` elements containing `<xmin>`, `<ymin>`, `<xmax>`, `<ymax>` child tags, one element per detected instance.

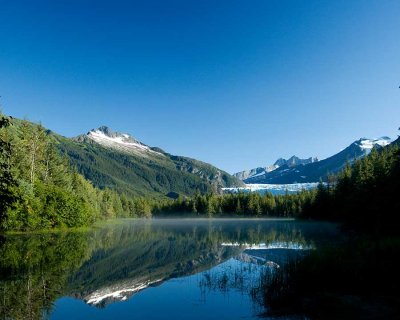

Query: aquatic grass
<box><xmin>258</xmin><ymin>237</ymin><xmax>400</xmax><ymax>318</ymax></box>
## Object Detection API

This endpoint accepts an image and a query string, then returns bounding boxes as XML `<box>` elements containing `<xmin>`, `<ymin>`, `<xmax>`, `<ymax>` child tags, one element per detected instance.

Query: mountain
<box><xmin>241</xmin><ymin>137</ymin><xmax>391</xmax><ymax>184</ymax></box>
<box><xmin>391</xmin><ymin>135</ymin><xmax>400</xmax><ymax>147</ymax></box>
<box><xmin>233</xmin><ymin>166</ymin><xmax>277</xmax><ymax>181</ymax></box>
<box><xmin>274</xmin><ymin>156</ymin><xmax>318</xmax><ymax>168</ymax></box>
<box><xmin>234</xmin><ymin>156</ymin><xmax>317</xmax><ymax>181</ymax></box>
<box><xmin>75</xmin><ymin>126</ymin><xmax>166</xmax><ymax>157</ymax></box>
<box><xmin>54</xmin><ymin>126</ymin><xmax>243</xmax><ymax>198</ymax></box>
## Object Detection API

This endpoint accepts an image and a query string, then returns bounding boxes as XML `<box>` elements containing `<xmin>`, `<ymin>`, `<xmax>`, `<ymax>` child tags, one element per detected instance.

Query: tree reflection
<box><xmin>0</xmin><ymin>220</ymin><xmax>337</xmax><ymax>318</ymax></box>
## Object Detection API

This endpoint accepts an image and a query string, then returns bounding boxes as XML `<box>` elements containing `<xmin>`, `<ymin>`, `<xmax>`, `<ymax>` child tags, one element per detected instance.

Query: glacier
<box><xmin>222</xmin><ymin>183</ymin><xmax>321</xmax><ymax>195</ymax></box>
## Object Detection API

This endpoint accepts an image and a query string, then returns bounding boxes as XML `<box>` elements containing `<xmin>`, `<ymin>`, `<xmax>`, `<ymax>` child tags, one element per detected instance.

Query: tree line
<box><xmin>0</xmin><ymin>113</ymin><xmax>317</xmax><ymax>232</ymax></box>
<box><xmin>1</xmin><ymin>112</ymin><xmax>399</xmax><ymax>232</ymax></box>
<box><xmin>152</xmin><ymin>189</ymin><xmax>315</xmax><ymax>218</ymax></box>
<box><xmin>0</xmin><ymin>114</ymin><xmax>153</xmax><ymax>231</ymax></box>
<box><xmin>154</xmin><ymin>137</ymin><xmax>400</xmax><ymax>233</ymax></box>
<box><xmin>302</xmin><ymin>141</ymin><xmax>400</xmax><ymax>233</ymax></box>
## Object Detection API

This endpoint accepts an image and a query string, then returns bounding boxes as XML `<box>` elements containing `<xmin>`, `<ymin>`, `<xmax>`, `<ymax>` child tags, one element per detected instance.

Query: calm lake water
<box><xmin>0</xmin><ymin>219</ymin><xmax>340</xmax><ymax>319</ymax></box>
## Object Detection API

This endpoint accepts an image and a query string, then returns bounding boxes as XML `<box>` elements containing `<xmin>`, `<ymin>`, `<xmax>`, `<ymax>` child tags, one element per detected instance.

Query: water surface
<box><xmin>0</xmin><ymin>219</ymin><xmax>339</xmax><ymax>319</ymax></box>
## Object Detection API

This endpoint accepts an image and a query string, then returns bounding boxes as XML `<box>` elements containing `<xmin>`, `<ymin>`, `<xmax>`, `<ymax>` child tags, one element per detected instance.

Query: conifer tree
<box><xmin>0</xmin><ymin>115</ymin><xmax>19</xmax><ymax>222</ymax></box>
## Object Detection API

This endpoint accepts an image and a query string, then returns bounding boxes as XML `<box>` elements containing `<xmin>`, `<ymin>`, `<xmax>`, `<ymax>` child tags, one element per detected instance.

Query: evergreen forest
<box><xmin>1</xmin><ymin>112</ymin><xmax>399</xmax><ymax>234</ymax></box>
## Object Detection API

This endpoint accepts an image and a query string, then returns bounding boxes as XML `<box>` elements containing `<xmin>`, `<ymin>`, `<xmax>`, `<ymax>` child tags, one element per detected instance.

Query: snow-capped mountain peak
<box><xmin>89</xmin><ymin>126</ymin><xmax>140</xmax><ymax>144</ymax></box>
<box><xmin>234</xmin><ymin>156</ymin><xmax>317</xmax><ymax>181</ymax></box>
<box><xmin>237</xmin><ymin>135</ymin><xmax>392</xmax><ymax>184</ymax></box>
<box><xmin>356</xmin><ymin>137</ymin><xmax>391</xmax><ymax>151</ymax></box>
<box><xmin>84</xmin><ymin>126</ymin><xmax>164</xmax><ymax>156</ymax></box>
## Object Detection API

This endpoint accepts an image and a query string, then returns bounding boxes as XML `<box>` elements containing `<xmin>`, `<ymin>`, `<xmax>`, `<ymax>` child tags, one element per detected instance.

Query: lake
<box><xmin>0</xmin><ymin>219</ymin><xmax>340</xmax><ymax>319</ymax></box>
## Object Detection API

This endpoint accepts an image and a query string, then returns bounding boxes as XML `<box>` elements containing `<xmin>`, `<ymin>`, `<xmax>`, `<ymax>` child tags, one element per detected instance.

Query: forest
<box><xmin>0</xmin><ymin>114</ymin><xmax>154</xmax><ymax>231</ymax></box>
<box><xmin>1</xmin><ymin>111</ymin><xmax>399</xmax><ymax>233</ymax></box>
<box><xmin>157</xmin><ymin>138</ymin><xmax>400</xmax><ymax>234</ymax></box>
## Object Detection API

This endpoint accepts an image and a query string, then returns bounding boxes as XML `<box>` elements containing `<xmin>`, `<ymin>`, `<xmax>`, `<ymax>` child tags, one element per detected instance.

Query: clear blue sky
<box><xmin>1</xmin><ymin>0</ymin><xmax>399</xmax><ymax>173</ymax></box>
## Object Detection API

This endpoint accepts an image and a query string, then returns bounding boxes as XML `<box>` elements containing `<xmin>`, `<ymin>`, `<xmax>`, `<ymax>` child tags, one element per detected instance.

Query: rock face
<box><xmin>273</xmin><ymin>156</ymin><xmax>318</xmax><ymax>168</ymax></box>
<box><xmin>234</xmin><ymin>156</ymin><xmax>317</xmax><ymax>181</ymax></box>
<box><xmin>233</xmin><ymin>166</ymin><xmax>277</xmax><ymax>181</ymax></box>
<box><xmin>241</xmin><ymin>137</ymin><xmax>391</xmax><ymax>184</ymax></box>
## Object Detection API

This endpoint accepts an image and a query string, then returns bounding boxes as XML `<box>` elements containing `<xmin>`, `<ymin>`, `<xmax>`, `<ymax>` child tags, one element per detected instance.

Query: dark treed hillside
<box><xmin>0</xmin><ymin>115</ymin><xmax>103</xmax><ymax>230</ymax></box>
<box><xmin>303</xmin><ymin>140</ymin><xmax>400</xmax><ymax>232</ymax></box>
<box><xmin>53</xmin><ymin>129</ymin><xmax>242</xmax><ymax>198</ymax></box>
<box><xmin>0</xmin><ymin>115</ymin><xmax>161</xmax><ymax>231</ymax></box>
<box><xmin>155</xmin><ymin>139</ymin><xmax>400</xmax><ymax>229</ymax></box>
<box><xmin>244</xmin><ymin>138</ymin><xmax>391</xmax><ymax>184</ymax></box>
<box><xmin>2</xmin><ymin>112</ymin><xmax>398</xmax><ymax>232</ymax></box>
<box><xmin>0</xmin><ymin>114</ymin><xmax>243</xmax><ymax>231</ymax></box>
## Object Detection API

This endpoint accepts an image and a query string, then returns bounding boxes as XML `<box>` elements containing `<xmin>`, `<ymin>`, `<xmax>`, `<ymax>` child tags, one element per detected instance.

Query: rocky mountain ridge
<box><xmin>237</xmin><ymin>137</ymin><xmax>391</xmax><ymax>184</ymax></box>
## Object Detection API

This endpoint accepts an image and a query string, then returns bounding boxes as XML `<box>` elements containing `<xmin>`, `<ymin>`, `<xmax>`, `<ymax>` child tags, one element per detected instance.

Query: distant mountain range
<box><xmin>16</xmin><ymin>115</ymin><xmax>397</xmax><ymax>195</ymax></box>
<box><xmin>234</xmin><ymin>156</ymin><xmax>318</xmax><ymax>181</ymax></box>
<box><xmin>54</xmin><ymin>126</ymin><xmax>243</xmax><ymax>198</ymax></box>
<box><xmin>234</xmin><ymin>137</ymin><xmax>392</xmax><ymax>184</ymax></box>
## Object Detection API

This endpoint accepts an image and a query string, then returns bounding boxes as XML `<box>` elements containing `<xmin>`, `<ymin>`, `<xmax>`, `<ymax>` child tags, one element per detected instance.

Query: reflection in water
<box><xmin>221</xmin><ymin>241</ymin><xmax>314</xmax><ymax>250</ymax></box>
<box><xmin>0</xmin><ymin>219</ymin><xmax>339</xmax><ymax>319</ymax></box>
<box><xmin>197</xmin><ymin>248</ymin><xmax>310</xmax><ymax>315</ymax></box>
<box><xmin>199</xmin><ymin>258</ymin><xmax>267</xmax><ymax>300</ymax></box>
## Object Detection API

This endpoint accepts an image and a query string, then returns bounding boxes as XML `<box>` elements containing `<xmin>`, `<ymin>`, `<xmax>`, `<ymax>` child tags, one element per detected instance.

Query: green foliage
<box><xmin>0</xmin><ymin>232</ymin><xmax>91</xmax><ymax>319</ymax></box>
<box><xmin>152</xmin><ymin>190</ymin><xmax>315</xmax><ymax>218</ymax></box>
<box><xmin>54</xmin><ymin>132</ymin><xmax>241</xmax><ymax>198</ymax></box>
<box><xmin>151</xmin><ymin>142</ymin><xmax>400</xmax><ymax>228</ymax></box>
<box><xmin>0</xmin><ymin>115</ymin><xmax>19</xmax><ymax>221</ymax></box>
<box><xmin>302</xmin><ymin>145</ymin><xmax>400</xmax><ymax>233</ymax></box>
<box><xmin>0</xmin><ymin>115</ymin><xmax>155</xmax><ymax>231</ymax></box>
<box><xmin>2</xmin><ymin>112</ymin><xmax>398</xmax><ymax>232</ymax></box>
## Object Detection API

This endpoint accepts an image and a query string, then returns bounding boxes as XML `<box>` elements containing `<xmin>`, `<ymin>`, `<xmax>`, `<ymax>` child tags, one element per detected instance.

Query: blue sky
<box><xmin>1</xmin><ymin>0</ymin><xmax>399</xmax><ymax>173</ymax></box>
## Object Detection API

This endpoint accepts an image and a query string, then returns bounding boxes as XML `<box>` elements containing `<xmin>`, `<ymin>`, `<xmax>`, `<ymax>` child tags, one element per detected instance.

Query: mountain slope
<box><xmin>243</xmin><ymin>137</ymin><xmax>391</xmax><ymax>184</ymax></box>
<box><xmin>54</xmin><ymin>126</ymin><xmax>243</xmax><ymax>198</ymax></box>
<box><xmin>234</xmin><ymin>156</ymin><xmax>317</xmax><ymax>181</ymax></box>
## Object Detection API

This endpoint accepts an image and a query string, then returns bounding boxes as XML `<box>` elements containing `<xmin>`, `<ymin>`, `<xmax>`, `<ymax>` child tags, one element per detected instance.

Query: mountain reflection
<box><xmin>0</xmin><ymin>219</ymin><xmax>338</xmax><ymax>319</ymax></box>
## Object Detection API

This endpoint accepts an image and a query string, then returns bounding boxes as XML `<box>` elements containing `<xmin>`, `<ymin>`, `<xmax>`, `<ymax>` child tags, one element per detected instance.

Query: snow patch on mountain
<box><xmin>221</xmin><ymin>241</ymin><xmax>314</xmax><ymax>250</ymax></box>
<box><xmin>357</xmin><ymin>137</ymin><xmax>391</xmax><ymax>151</ymax></box>
<box><xmin>86</xmin><ymin>127</ymin><xmax>164</xmax><ymax>157</ymax></box>
<box><xmin>85</xmin><ymin>279</ymin><xmax>163</xmax><ymax>306</ymax></box>
<box><xmin>89</xmin><ymin>130</ymin><xmax>149</xmax><ymax>150</ymax></box>
<box><xmin>235</xmin><ymin>136</ymin><xmax>392</xmax><ymax>185</ymax></box>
